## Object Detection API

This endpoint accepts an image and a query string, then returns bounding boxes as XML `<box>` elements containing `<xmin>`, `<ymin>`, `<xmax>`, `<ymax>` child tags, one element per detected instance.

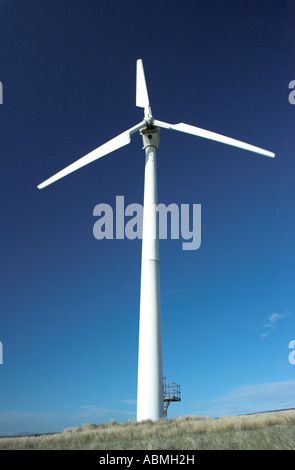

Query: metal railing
<box><xmin>163</xmin><ymin>377</ymin><xmax>181</xmax><ymax>417</ymax></box>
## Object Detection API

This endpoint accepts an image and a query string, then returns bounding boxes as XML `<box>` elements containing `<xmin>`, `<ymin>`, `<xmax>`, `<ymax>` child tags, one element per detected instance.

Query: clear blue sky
<box><xmin>0</xmin><ymin>0</ymin><xmax>295</xmax><ymax>435</ymax></box>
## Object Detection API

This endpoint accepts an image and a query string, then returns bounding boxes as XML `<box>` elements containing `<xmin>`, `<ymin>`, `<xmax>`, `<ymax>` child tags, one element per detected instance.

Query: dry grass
<box><xmin>1</xmin><ymin>410</ymin><xmax>295</xmax><ymax>450</ymax></box>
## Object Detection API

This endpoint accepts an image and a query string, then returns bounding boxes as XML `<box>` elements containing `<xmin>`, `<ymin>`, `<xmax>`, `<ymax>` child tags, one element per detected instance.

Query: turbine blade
<box><xmin>38</xmin><ymin>121</ymin><xmax>145</xmax><ymax>189</ymax></box>
<box><xmin>136</xmin><ymin>59</ymin><xmax>152</xmax><ymax>118</ymax></box>
<box><xmin>154</xmin><ymin>119</ymin><xmax>275</xmax><ymax>158</ymax></box>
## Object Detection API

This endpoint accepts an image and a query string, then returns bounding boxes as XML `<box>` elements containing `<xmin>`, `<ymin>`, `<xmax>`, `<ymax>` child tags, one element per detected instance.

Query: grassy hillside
<box><xmin>1</xmin><ymin>410</ymin><xmax>295</xmax><ymax>450</ymax></box>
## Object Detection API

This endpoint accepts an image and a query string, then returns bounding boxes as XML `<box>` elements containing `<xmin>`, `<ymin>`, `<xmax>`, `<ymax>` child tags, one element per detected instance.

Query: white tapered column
<box><xmin>137</xmin><ymin>128</ymin><xmax>164</xmax><ymax>421</ymax></box>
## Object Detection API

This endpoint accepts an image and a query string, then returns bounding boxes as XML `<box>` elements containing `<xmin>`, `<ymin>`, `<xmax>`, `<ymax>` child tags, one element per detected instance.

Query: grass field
<box><xmin>1</xmin><ymin>410</ymin><xmax>295</xmax><ymax>450</ymax></box>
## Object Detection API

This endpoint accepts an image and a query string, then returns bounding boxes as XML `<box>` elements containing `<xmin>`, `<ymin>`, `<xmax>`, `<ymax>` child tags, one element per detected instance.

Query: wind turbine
<box><xmin>37</xmin><ymin>59</ymin><xmax>275</xmax><ymax>422</ymax></box>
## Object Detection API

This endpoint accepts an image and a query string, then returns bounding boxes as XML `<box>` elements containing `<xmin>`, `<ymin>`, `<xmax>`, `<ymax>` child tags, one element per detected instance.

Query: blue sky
<box><xmin>0</xmin><ymin>0</ymin><xmax>295</xmax><ymax>435</ymax></box>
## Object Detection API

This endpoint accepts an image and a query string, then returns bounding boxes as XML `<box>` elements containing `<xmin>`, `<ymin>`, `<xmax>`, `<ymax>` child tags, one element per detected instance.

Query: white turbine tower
<box><xmin>38</xmin><ymin>59</ymin><xmax>275</xmax><ymax>422</ymax></box>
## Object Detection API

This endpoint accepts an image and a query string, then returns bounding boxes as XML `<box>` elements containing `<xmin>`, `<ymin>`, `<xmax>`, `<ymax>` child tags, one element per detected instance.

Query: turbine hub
<box><xmin>144</xmin><ymin>113</ymin><xmax>154</xmax><ymax>128</ymax></box>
